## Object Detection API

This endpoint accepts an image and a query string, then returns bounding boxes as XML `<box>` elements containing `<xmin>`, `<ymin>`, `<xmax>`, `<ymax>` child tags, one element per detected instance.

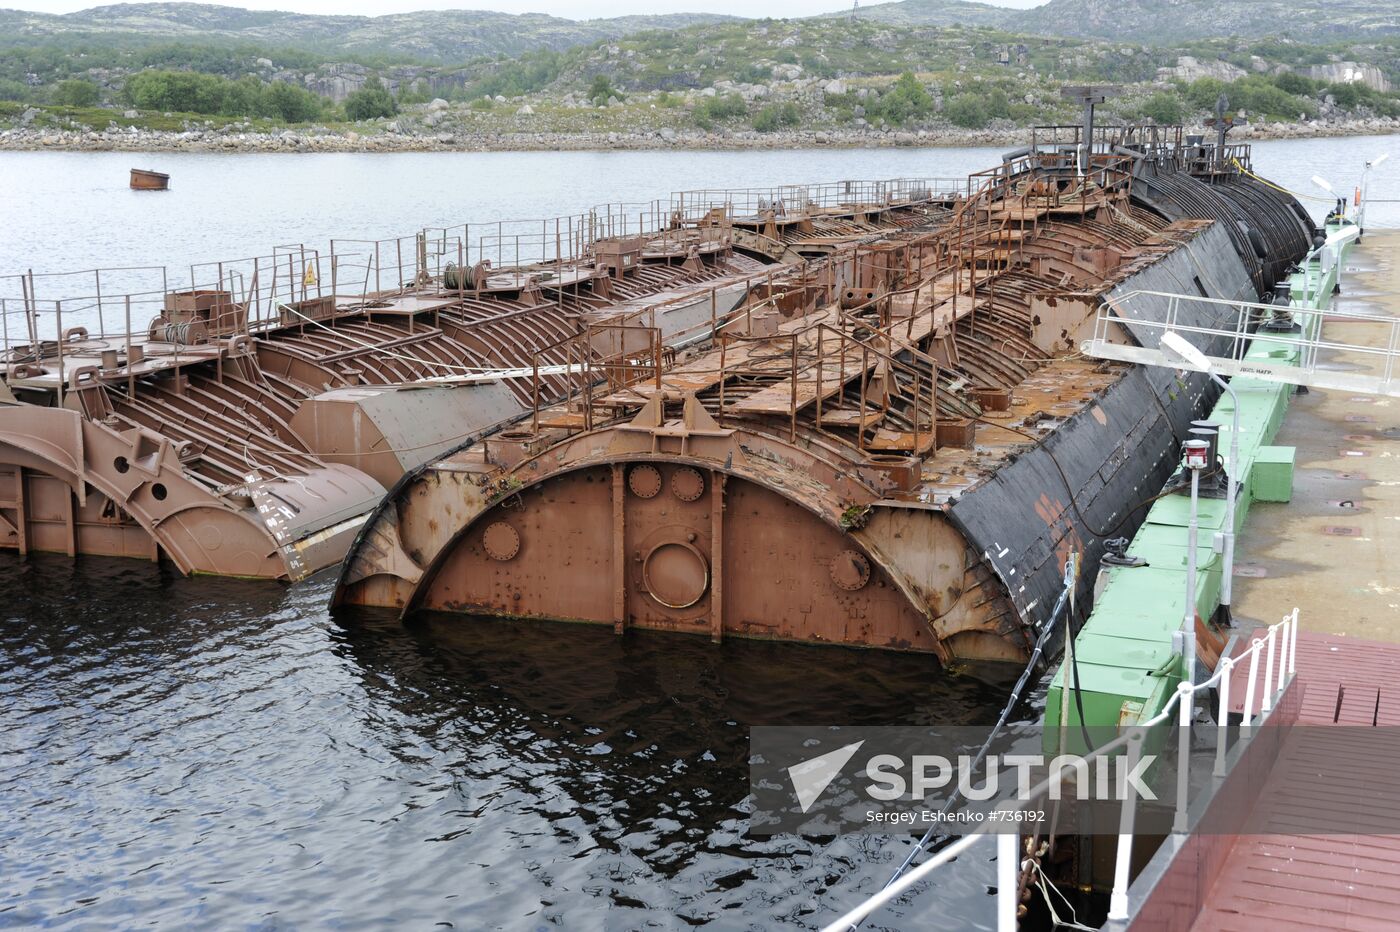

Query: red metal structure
<box><xmin>1</xmin><ymin>181</ymin><xmax>950</xmax><ymax>579</ymax></box>
<box><xmin>334</xmin><ymin>139</ymin><xmax>1310</xmax><ymax>662</ymax></box>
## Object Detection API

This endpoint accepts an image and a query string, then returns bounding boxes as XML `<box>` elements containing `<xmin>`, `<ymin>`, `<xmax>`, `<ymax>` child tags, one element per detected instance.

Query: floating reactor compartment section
<box><xmin>0</xmin><ymin>180</ymin><xmax>946</xmax><ymax>579</ymax></box>
<box><xmin>334</xmin><ymin>127</ymin><xmax>1316</xmax><ymax>663</ymax></box>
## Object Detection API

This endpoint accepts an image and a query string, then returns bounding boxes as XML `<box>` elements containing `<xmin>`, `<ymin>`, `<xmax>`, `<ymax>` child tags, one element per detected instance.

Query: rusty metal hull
<box><xmin>129</xmin><ymin>169</ymin><xmax>169</xmax><ymax>190</ymax></box>
<box><xmin>333</xmin><ymin>140</ymin><xmax>1314</xmax><ymax>662</ymax></box>
<box><xmin>2</xmin><ymin>186</ymin><xmax>943</xmax><ymax>579</ymax></box>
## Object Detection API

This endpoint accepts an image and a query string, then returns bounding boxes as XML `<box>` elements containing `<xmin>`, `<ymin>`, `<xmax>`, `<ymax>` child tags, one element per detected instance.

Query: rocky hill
<box><xmin>4</xmin><ymin>0</ymin><xmax>1400</xmax><ymax>63</ymax></box>
<box><xmin>860</xmin><ymin>0</ymin><xmax>1400</xmax><ymax>43</ymax></box>
<box><xmin>820</xmin><ymin>0</ymin><xmax>1013</xmax><ymax>28</ymax></box>
<box><xmin>1018</xmin><ymin>0</ymin><xmax>1400</xmax><ymax>43</ymax></box>
<box><xmin>0</xmin><ymin>3</ymin><xmax>736</xmax><ymax>61</ymax></box>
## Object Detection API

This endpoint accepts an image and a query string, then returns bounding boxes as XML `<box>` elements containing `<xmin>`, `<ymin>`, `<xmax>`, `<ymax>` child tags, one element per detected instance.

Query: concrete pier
<box><xmin>1234</xmin><ymin>229</ymin><xmax>1400</xmax><ymax>641</ymax></box>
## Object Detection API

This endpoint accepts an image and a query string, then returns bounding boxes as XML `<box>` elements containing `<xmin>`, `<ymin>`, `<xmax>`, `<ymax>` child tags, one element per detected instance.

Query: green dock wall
<box><xmin>1045</xmin><ymin>220</ymin><xmax>1357</xmax><ymax>735</ymax></box>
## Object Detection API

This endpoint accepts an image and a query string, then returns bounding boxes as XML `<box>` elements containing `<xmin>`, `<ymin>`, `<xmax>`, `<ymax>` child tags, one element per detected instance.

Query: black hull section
<box><xmin>1131</xmin><ymin>168</ymin><xmax>1317</xmax><ymax>297</ymax></box>
<box><xmin>946</xmin><ymin>217</ymin><xmax>1266</xmax><ymax>648</ymax></box>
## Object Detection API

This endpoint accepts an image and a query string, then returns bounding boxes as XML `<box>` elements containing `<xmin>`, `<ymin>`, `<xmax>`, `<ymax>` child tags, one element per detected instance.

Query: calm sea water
<box><xmin>2</xmin><ymin>136</ymin><xmax>1397</xmax><ymax>284</ymax></box>
<box><xmin>1</xmin><ymin>137</ymin><xmax>1396</xmax><ymax>929</ymax></box>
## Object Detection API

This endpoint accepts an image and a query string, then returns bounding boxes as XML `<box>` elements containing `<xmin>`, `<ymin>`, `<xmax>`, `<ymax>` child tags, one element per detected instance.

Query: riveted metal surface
<box><xmin>671</xmin><ymin>466</ymin><xmax>706</xmax><ymax>502</ymax></box>
<box><xmin>332</xmin><ymin>139</ymin><xmax>1313</xmax><ymax>661</ymax></box>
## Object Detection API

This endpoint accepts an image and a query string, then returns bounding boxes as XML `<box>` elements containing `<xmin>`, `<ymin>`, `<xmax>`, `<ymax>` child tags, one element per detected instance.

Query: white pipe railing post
<box><xmin>1214</xmin><ymin>656</ymin><xmax>1233</xmax><ymax>777</ymax></box>
<box><xmin>827</xmin><ymin>612</ymin><xmax>1305</xmax><ymax>930</ymax></box>
<box><xmin>1289</xmin><ymin>607</ymin><xmax>1299</xmax><ymax>676</ymax></box>
<box><xmin>1108</xmin><ymin>730</ymin><xmax>1145</xmax><ymax>921</ymax></box>
<box><xmin>1173</xmin><ymin>682</ymin><xmax>1193</xmax><ymax>834</ymax></box>
<box><xmin>1262</xmin><ymin>627</ymin><xmax>1277</xmax><ymax>713</ymax></box>
<box><xmin>1240</xmin><ymin>638</ymin><xmax>1261</xmax><ymax>737</ymax></box>
<box><xmin>997</xmin><ymin>831</ymin><xmax>1018</xmax><ymax>932</ymax></box>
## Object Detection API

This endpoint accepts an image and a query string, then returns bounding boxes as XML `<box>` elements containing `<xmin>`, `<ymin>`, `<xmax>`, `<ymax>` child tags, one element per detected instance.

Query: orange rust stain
<box><xmin>1035</xmin><ymin>492</ymin><xmax>1085</xmax><ymax>574</ymax></box>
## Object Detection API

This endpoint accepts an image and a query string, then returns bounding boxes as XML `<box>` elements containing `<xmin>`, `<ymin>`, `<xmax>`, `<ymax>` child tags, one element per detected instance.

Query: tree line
<box><xmin>10</xmin><ymin>70</ymin><xmax>404</xmax><ymax>124</ymax></box>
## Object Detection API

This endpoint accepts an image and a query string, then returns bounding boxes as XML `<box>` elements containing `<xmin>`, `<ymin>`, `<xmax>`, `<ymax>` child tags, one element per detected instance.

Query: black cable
<box><xmin>1065</xmin><ymin>618</ymin><xmax>1097</xmax><ymax>755</ymax></box>
<box><xmin>856</xmin><ymin>563</ymin><xmax>1077</xmax><ymax>929</ymax></box>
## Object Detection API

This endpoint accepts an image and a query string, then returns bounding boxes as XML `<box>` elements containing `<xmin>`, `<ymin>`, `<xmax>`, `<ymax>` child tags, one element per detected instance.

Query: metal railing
<box><xmin>822</xmin><ymin>609</ymin><xmax>1301</xmax><ymax>932</ymax></box>
<box><xmin>1088</xmin><ymin>278</ymin><xmax>1400</xmax><ymax>399</ymax></box>
<box><xmin>0</xmin><ymin>175</ymin><xmax>960</xmax><ymax>396</ymax></box>
<box><xmin>671</xmin><ymin>177</ymin><xmax>966</xmax><ymax>222</ymax></box>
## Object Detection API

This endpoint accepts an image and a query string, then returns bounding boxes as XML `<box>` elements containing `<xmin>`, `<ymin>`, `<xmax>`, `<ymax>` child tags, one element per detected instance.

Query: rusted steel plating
<box><xmin>333</xmin><ymin>136</ymin><xmax>1314</xmax><ymax>663</ymax></box>
<box><xmin>0</xmin><ymin>180</ymin><xmax>951</xmax><ymax>579</ymax></box>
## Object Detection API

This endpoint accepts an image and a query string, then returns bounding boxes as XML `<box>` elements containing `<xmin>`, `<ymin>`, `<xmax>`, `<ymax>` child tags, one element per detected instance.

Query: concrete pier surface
<box><xmin>1234</xmin><ymin>229</ymin><xmax>1400</xmax><ymax>642</ymax></box>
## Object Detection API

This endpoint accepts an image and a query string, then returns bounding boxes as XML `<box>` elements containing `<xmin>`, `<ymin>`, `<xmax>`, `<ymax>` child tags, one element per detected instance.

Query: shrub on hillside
<box><xmin>53</xmin><ymin>79</ymin><xmax>99</xmax><ymax>107</ymax></box>
<box><xmin>693</xmin><ymin>93</ymin><xmax>747</xmax><ymax>129</ymax></box>
<box><xmin>122</xmin><ymin>69</ymin><xmax>325</xmax><ymax>121</ymax></box>
<box><xmin>752</xmin><ymin>101</ymin><xmax>801</xmax><ymax>132</ymax></box>
<box><xmin>944</xmin><ymin>94</ymin><xmax>989</xmax><ymax>129</ymax></box>
<box><xmin>1138</xmin><ymin>91</ymin><xmax>1185</xmax><ymax>124</ymax></box>
<box><xmin>344</xmin><ymin>77</ymin><xmax>397</xmax><ymax>121</ymax></box>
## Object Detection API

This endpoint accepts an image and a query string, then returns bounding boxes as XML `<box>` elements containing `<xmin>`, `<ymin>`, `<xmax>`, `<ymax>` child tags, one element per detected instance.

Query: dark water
<box><xmin>1</xmin><ymin>553</ymin><xmax>1016</xmax><ymax>929</ymax></box>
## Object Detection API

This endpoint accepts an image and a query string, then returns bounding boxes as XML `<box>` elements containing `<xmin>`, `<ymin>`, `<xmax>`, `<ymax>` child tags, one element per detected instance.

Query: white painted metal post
<box><xmin>1173</xmin><ymin>683</ymin><xmax>1193</xmax><ymax>834</ymax></box>
<box><xmin>1289</xmin><ymin>607</ymin><xmax>1300</xmax><ymax>675</ymax></box>
<box><xmin>997</xmin><ymin>832</ymin><xmax>1018</xmax><ymax>932</ymax></box>
<box><xmin>1183</xmin><ymin>465</ymin><xmax>1201</xmax><ymax>685</ymax></box>
<box><xmin>1262</xmin><ymin>627</ymin><xmax>1277</xmax><ymax>713</ymax></box>
<box><xmin>1215</xmin><ymin>377</ymin><xmax>1240</xmax><ymax>610</ymax></box>
<box><xmin>1108</xmin><ymin>731</ymin><xmax>1144</xmax><ymax>921</ymax></box>
<box><xmin>1240</xmin><ymin>639</ymin><xmax>1261</xmax><ymax>737</ymax></box>
<box><xmin>1277</xmin><ymin>616</ymin><xmax>1291</xmax><ymax>693</ymax></box>
<box><xmin>1214</xmin><ymin>656</ymin><xmax>1233</xmax><ymax>778</ymax></box>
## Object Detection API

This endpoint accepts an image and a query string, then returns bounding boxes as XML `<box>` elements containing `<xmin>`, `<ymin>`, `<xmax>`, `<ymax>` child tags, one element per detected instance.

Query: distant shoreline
<box><xmin>2</xmin><ymin>117</ymin><xmax>1398</xmax><ymax>154</ymax></box>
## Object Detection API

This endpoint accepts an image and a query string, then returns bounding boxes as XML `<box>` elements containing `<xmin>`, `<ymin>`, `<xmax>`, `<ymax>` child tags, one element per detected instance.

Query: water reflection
<box><xmin>2</xmin><ymin>553</ymin><xmax>1012</xmax><ymax>928</ymax></box>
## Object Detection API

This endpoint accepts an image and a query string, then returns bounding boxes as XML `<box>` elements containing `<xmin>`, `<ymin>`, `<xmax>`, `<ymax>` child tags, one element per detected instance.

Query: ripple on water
<box><xmin>1</xmin><ymin>549</ymin><xmax>1013</xmax><ymax>929</ymax></box>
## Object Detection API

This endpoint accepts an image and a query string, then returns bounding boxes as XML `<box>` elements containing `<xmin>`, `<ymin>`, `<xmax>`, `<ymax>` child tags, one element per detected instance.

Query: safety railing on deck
<box><xmin>822</xmin><ymin>609</ymin><xmax>1301</xmax><ymax>932</ymax></box>
<box><xmin>1</xmin><ymin>174</ymin><xmax>960</xmax><ymax>390</ymax></box>
<box><xmin>670</xmin><ymin>177</ymin><xmax>966</xmax><ymax>223</ymax></box>
<box><xmin>528</xmin><ymin>321</ymin><xmax>664</xmax><ymax>434</ymax></box>
<box><xmin>1089</xmin><ymin>281</ymin><xmax>1400</xmax><ymax>399</ymax></box>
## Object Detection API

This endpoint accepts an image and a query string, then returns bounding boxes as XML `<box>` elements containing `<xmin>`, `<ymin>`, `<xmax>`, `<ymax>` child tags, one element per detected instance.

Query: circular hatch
<box><xmin>642</xmin><ymin>541</ymin><xmax>710</xmax><ymax>609</ymax></box>
<box><xmin>482</xmin><ymin>521</ymin><xmax>521</xmax><ymax>561</ymax></box>
<box><xmin>671</xmin><ymin>467</ymin><xmax>706</xmax><ymax>502</ymax></box>
<box><xmin>628</xmin><ymin>464</ymin><xmax>663</xmax><ymax>499</ymax></box>
<box><xmin>829</xmin><ymin>550</ymin><xmax>871</xmax><ymax>591</ymax></box>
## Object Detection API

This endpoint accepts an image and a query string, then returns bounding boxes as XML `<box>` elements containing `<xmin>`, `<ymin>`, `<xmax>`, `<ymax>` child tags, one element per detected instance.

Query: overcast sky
<box><xmin>12</xmin><ymin>0</ymin><xmax>1048</xmax><ymax>18</ymax></box>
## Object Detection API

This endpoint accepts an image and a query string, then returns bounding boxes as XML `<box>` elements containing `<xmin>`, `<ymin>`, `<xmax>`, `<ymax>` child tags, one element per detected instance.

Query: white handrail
<box><xmin>822</xmin><ymin>608</ymin><xmax>1302</xmax><ymax>932</ymax></box>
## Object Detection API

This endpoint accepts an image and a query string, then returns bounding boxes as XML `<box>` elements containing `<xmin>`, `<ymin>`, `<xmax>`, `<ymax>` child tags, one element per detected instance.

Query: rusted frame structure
<box><xmin>1</xmin><ymin>177</ymin><xmax>948</xmax><ymax>580</ymax></box>
<box><xmin>331</xmin><ymin>132</ymin><xmax>1320</xmax><ymax>664</ymax></box>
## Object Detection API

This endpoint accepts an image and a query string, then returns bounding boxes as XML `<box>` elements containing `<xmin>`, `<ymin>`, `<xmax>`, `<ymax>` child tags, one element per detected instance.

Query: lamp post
<box><xmin>1179</xmin><ymin>438</ymin><xmax>1211</xmax><ymax>685</ymax></box>
<box><xmin>1161</xmin><ymin>331</ymin><xmax>1241</xmax><ymax>681</ymax></box>
<box><xmin>1359</xmin><ymin>153</ymin><xmax>1390</xmax><ymax>234</ymax></box>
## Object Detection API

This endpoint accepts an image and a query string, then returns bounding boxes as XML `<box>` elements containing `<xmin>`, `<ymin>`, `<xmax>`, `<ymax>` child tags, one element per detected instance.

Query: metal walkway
<box><xmin>1082</xmin><ymin>276</ymin><xmax>1400</xmax><ymax>400</ymax></box>
<box><xmin>1192</xmin><ymin>632</ymin><xmax>1400</xmax><ymax>931</ymax></box>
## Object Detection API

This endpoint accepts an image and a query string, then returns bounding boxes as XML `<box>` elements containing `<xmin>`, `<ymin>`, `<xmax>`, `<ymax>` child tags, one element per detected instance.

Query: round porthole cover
<box><xmin>483</xmin><ymin>522</ymin><xmax>521</xmax><ymax>561</ymax></box>
<box><xmin>628</xmin><ymin>464</ymin><xmax>663</xmax><ymax>499</ymax></box>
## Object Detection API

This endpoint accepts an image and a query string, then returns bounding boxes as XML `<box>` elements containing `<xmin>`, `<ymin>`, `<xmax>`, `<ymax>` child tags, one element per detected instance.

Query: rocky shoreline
<box><xmin>2</xmin><ymin>116</ymin><xmax>1397</xmax><ymax>153</ymax></box>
